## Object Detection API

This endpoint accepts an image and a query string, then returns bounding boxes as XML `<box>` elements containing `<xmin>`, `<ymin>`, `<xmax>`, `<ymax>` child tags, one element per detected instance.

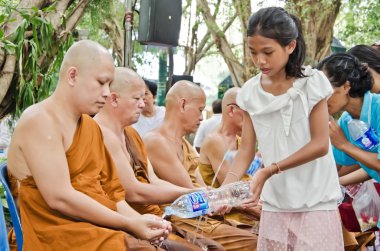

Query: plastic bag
<box><xmin>352</xmin><ymin>181</ymin><xmax>380</xmax><ymax>232</ymax></box>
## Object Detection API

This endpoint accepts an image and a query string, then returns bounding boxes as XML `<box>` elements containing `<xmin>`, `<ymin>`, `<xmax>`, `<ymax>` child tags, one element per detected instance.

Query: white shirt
<box><xmin>237</xmin><ymin>66</ymin><xmax>341</xmax><ymax>212</ymax></box>
<box><xmin>193</xmin><ymin>114</ymin><xmax>222</xmax><ymax>148</ymax></box>
<box><xmin>133</xmin><ymin>106</ymin><xmax>166</xmax><ymax>137</ymax></box>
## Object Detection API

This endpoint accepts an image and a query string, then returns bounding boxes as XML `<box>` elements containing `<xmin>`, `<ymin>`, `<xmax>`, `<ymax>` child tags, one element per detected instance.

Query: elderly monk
<box><xmin>198</xmin><ymin>87</ymin><xmax>245</xmax><ymax>187</ymax></box>
<box><xmin>94</xmin><ymin>67</ymin><xmax>217</xmax><ymax>251</ymax></box>
<box><xmin>144</xmin><ymin>81</ymin><xmax>258</xmax><ymax>251</ymax></box>
<box><xmin>7</xmin><ymin>40</ymin><xmax>169</xmax><ymax>251</ymax></box>
<box><xmin>198</xmin><ymin>87</ymin><xmax>261</xmax><ymax>230</ymax></box>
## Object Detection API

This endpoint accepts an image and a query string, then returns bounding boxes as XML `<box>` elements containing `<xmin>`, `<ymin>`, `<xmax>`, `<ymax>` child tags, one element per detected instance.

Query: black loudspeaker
<box><xmin>138</xmin><ymin>0</ymin><xmax>182</xmax><ymax>47</ymax></box>
<box><xmin>171</xmin><ymin>75</ymin><xmax>193</xmax><ymax>86</ymax></box>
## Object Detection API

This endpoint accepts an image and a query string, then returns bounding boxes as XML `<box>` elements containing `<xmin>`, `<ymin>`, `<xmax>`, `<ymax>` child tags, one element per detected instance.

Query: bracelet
<box><xmin>227</xmin><ymin>171</ymin><xmax>239</xmax><ymax>181</ymax></box>
<box><xmin>272</xmin><ymin>162</ymin><xmax>282</xmax><ymax>174</ymax></box>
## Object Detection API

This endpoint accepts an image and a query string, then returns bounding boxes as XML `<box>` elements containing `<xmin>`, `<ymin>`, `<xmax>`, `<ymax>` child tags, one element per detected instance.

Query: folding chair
<box><xmin>0</xmin><ymin>197</ymin><xmax>10</xmax><ymax>251</ymax></box>
<box><xmin>0</xmin><ymin>163</ymin><xmax>22</xmax><ymax>251</ymax></box>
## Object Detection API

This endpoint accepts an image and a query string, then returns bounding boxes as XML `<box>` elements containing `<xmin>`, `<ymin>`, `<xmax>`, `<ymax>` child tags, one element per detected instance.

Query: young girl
<box><xmin>317</xmin><ymin>53</ymin><xmax>380</xmax><ymax>185</ymax></box>
<box><xmin>222</xmin><ymin>7</ymin><xmax>343</xmax><ymax>250</ymax></box>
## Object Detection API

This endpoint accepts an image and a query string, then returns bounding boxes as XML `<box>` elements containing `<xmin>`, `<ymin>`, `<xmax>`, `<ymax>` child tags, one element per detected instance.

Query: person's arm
<box><xmin>19</xmin><ymin>118</ymin><xmax>166</xmax><ymax>240</ymax></box>
<box><xmin>144</xmin><ymin>134</ymin><xmax>194</xmax><ymax>188</ymax></box>
<box><xmin>103</xmin><ymin>132</ymin><xmax>191</xmax><ymax>204</ymax></box>
<box><xmin>116</xmin><ymin>201</ymin><xmax>170</xmax><ymax>242</ymax></box>
<box><xmin>147</xmin><ymin>160</ymin><xmax>195</xmax><ymax>195</ymax></box>
<box><xmin>339</xmin><ymin>168</ymin><xmax>371</xmax><ymax>186</ymax></box>
<box><xmin>202</xmin><ymin>135</ymin><xmax>231</xmax><ymax>185</ymax></box>
<box><xmin>247</xmin><ymin>99</ymin><xmax>331</xmax><ymax>204</ymax></box>
<box><xmin>267</xmin><ymin>99</ymin><xmax>330</xmax><ymax>172</ymax></box>
<box><xmin>194</xmin><ymin>167</ymin><xmax>207</xmax><ymax>187</ymax></box>
<box><xmin>329</xmin><ymin>118</ymin><xmax>380</xmax><ymax>171</ymax></box>
<box><xmin>223</xmin><ymin>111</ymin><xmax>256</xmax><ymax>185</ymax></box>
<box><xmin>338</xmin><ymin>164</ymin><xmax>360</xmax><ymax>177</ymax></box>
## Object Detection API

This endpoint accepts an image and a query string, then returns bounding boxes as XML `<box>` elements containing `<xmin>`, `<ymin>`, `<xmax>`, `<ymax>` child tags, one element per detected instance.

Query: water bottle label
<box><xmin>246</xmin><ymin>156</ymin><xmax>262</xmax><ymax>176</ymax></box>
<box><xmin>354</xmin><ymin>128</ymin><xmax>379</xmax><ymax>151</ymax></box>
<box><xmin>187</xmin><ymin>191</ymin><xmax>209</xmax><ymax>213</ymax></box>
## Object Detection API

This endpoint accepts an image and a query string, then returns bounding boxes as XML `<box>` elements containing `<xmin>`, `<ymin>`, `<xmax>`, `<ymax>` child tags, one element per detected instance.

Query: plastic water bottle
<box><xmin>163</xmin><ymin>181</ymin><xmax>251</xmax><ymax>218</ymax></box>
<box><xmin>347</xmin><ymin>118</ymin><xmax>379</xmax><ymax>151</ymax></box>
<box><xmin>246</xmin><ymin>153</ymin><xmax>263</xmax><ymax>176</ymax></box>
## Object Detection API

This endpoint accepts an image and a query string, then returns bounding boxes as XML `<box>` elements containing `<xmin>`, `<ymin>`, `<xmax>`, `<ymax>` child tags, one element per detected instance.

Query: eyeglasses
<box><xmin>226</xmin><ymin>103</ymin><xmax>240</xmax><ymax>108</ymax></box>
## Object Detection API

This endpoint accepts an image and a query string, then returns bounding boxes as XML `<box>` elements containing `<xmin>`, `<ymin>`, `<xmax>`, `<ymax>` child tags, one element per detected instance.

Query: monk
<box><xmin>7</xmin><ymin>40</ymin><xmax>170</xmax><ymax>250</ymax></box>
<box><xmin>198</xmin><ymin>87</ymin><xmax>246</xmax><ymax>187</ymax></box>
<box><xmin>94</xmin><ymin>67</ymin><xmax>220</xmax><ymax>250</ymax></box>
<box><xmin>198</xmin><ymin>87</ymin><xmax>261</xmax><ymax>230</ymax></box>
<box><xmin>144</xmin><ymin>81</ymin><xmax>258</xmax><ymax>251</ymax></box>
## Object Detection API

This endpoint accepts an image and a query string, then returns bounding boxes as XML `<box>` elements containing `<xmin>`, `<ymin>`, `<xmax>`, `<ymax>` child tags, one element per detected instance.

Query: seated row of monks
<box><xmin>7</xmin><ymin>40</ymin><xmax>261</xmax><ymax>250</ymax></box>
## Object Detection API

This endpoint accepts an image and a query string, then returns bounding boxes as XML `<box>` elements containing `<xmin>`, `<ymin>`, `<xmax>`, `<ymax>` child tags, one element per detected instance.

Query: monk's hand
<box><xmin>208</xmin><ymin>204</ymin><xmax>232</xmax><ymax>216</ymax></box>
<box><xmin>236</xmin><ymin>197</ymin><xmax>262</xmax><ymax>219</ymax></box>
<box><xmin>134</xmin><ymin>214</ymin><xmax>170</xmax><ymax>243</ymax></box>
<box><xmin>249</xmin><ymin>168</ymin><xmax>271</xmax><ymax>206</ymax></box>
<box><xmin>329</xmin><ymin>117</ymin><xmax>349</xmax><ymax>150</ymax></box>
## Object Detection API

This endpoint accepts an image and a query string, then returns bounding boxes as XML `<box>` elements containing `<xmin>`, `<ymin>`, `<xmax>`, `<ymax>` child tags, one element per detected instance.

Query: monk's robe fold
<box><xmin>17</xmin><ymin>115</ymin><xmax>127</xmax><ymax>251</ymax></box>
<box><xmin>124</xmin><ymin>127</ymin><xmax>163</xmax><ymax>216</ymax></box>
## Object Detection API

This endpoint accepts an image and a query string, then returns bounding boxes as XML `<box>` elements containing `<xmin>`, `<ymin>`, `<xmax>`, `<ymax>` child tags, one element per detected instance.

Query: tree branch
<box><xmin>212</xmin><ymin>0</ymin><xmax>222</xmax><ymax>19</ymax></box>
<box><xmin>0</xmin><ymin>54</ymin><xmax>17</xmax><ymax>105</ymax></box>
<box><xmin>60</xmin><ymin>0</ymin><xmax>90</xmax><ymax>37</ymax></box>
<box><xmin>3</xmin><ymin>0</ymin><xmax>46</xmax><ymax>37</ymax></box>
<box><xmin>45</xmin><ymin>0</ymin><xmax>72</xmax><ymax>29</ymax></box>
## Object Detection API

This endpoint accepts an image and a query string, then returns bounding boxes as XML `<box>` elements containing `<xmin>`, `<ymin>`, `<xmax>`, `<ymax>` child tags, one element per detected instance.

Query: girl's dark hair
<box><xmin>317</xmin><ymin>53</ymin><xmax>373</xmax><ymax>98</ymax></box>
<box><xmin>247</xmin><ymin>7</ymin><xmax>306</xmax><ymax>78</ymax></box>
<box><xmin>348</xmin><ymin>45</ymin><xmax>380</xmax><ymax>74</ymax></box>
<box><xmin>143</xmin><ymin>79</ymin><xmax>157</xmax><ymax>96</ymax></box>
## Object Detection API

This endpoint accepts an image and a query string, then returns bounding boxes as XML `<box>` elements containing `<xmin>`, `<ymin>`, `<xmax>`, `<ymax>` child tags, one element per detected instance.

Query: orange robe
<box><xmin>124</xmin><ymin>127</ymin><xmax>206</xmax><ymax>251</ymax></box>
<box><xmin>175</xmin><ymin>138</ymin><xmax>258</xmax><ymax>251</ymax></box>
<box><xmin>15</xmin><ymin>115</ymin><xmax>161</xmax><ymax>251</ymax></box>
<box><xmin>124</xmin><ymin>126</ymin><xmax>163</xmax><ymax>216</ymax></box>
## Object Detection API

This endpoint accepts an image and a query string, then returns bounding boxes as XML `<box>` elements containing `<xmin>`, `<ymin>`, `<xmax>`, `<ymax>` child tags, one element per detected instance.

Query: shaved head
<box><xmin>222</xmin><ymin>87</ymin><xmax>240</xmax><ymax>111</ymax></box>
<box><xmin>59</xmin><ymin>40</ymin><xmax>113</xmax><ymax>79</ymax></box>
<box><xmin>166</xmin><ymin>81</ymin><xmax>205</xmax><ymax>107</ymax></box>
<box><xmin>111</xmin><ymin>67</ymin><xmax>145</xmax><ymax>95</ymax></box>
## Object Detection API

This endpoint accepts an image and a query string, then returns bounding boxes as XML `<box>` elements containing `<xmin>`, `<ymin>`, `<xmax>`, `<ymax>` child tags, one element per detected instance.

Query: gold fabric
<box><xmin>178</xmin><ymin>138</ymin><xmax>258</xmax><ymax>250</ymax></box>
<box><xmin>12</xmin><ymin>115</ymin><xmax>162</xmax><ymax>251</ymax></box>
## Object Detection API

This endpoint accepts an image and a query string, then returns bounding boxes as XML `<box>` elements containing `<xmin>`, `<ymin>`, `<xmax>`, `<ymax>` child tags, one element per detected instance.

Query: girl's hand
<box><xmin>329</xmin><ymin>117</ymin><xmax>349</xmax><ymax>150</ymax></box>
<box><xmin>249</xmin><ymin>167</ymin><xmax>272</xmax><ymax>205</ymax></box>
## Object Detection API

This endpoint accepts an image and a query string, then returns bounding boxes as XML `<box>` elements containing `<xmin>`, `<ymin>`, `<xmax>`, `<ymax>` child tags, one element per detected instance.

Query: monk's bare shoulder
<box><xmin>143</xmin><ymin>130</ymin><xmax>168</xmax><ymax>150</ymax></box>
<box><xmin>201</xmin><ymin>131</ymin><xmax>224</xmax><ymax>154</ymax></box>
<box><xmin>7</xmin><ymin>100</ymin><xmax>63</xmax><ymax>178</ymax></box>
<box><xmin>97</xmin><ymin>124</ymin><xmax>120</xmax><ymax>152</ymax></box>
<box><xmin>12</xmin><ymin>101</ymin><xmax>59</xmax><ymax>144</ymax></box>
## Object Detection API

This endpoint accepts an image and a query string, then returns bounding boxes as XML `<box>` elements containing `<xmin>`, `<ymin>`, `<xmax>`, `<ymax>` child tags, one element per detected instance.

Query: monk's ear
<box><xmin>109</xmin><ymin>92</ymin><xmax>118</xmax><ymax>107</ymax></box>
<box><xmin>227</xmin><ymin>105</ymin><xmax>234</xmax><ymax>117</ymax></box>
<box><xmin>179</xmin><ymin>98</ymin><xmax>186</xmax><ymax>112</ymax></box>
<box><xmin>67</xmin><ymin>67</ymin><xmax>78</xmax><ymax>87</ymax></box>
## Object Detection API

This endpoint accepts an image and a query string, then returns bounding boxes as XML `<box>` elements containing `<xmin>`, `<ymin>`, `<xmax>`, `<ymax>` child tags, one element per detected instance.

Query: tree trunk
<box><xmin>104</xmin><ymin>16</ymin><xmax>124</xmax><ymax>66</ymax></box>
<box><xmin>232</xmin><ymin>0</ymin><xmax>255</xmax><ymax>81</ymax></box>
<box><xmin>0</xmin><ymin>0</ymin><xmax>91</xmax><ymax>117</ymax></box>
<box><xmin>287</xmin><ymin>0</ymin><xmax>341</xmax><ymax>65</ymax></box>
<box><xmin>197</xmin><ymin>0</ymin><xmax>245</xmax><ymax>87</ymax></box>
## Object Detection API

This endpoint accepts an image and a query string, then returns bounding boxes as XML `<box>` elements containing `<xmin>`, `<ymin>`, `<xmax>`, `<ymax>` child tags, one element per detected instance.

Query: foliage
<box><xmin>0</xmin><ymin>3</ymin><xmax>74</xmax><ymax>116</ymax></box>
<box><xmin>76</xmin><ymin>0</ymin><xmax>115</xmax><ymax>49</ymax></box>
<box><xmin>335</xmin><ymin>0</ymin><xmax>380</xmax><ymax>48</ymax></box>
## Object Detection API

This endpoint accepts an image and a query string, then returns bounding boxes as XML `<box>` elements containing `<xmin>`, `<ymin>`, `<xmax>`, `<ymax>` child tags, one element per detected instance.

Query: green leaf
<box><xmin>0</xmin><ymin>14</ymin><xmax>5</xmax><ymax>24</ymax></box>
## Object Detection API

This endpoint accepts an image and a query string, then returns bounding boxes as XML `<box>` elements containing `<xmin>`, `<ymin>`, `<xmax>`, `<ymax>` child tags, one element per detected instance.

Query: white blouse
<box><xmin>237</xmin><ymin>66</ymin><xmax>341</xmax><ymax>212</ymax></box>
